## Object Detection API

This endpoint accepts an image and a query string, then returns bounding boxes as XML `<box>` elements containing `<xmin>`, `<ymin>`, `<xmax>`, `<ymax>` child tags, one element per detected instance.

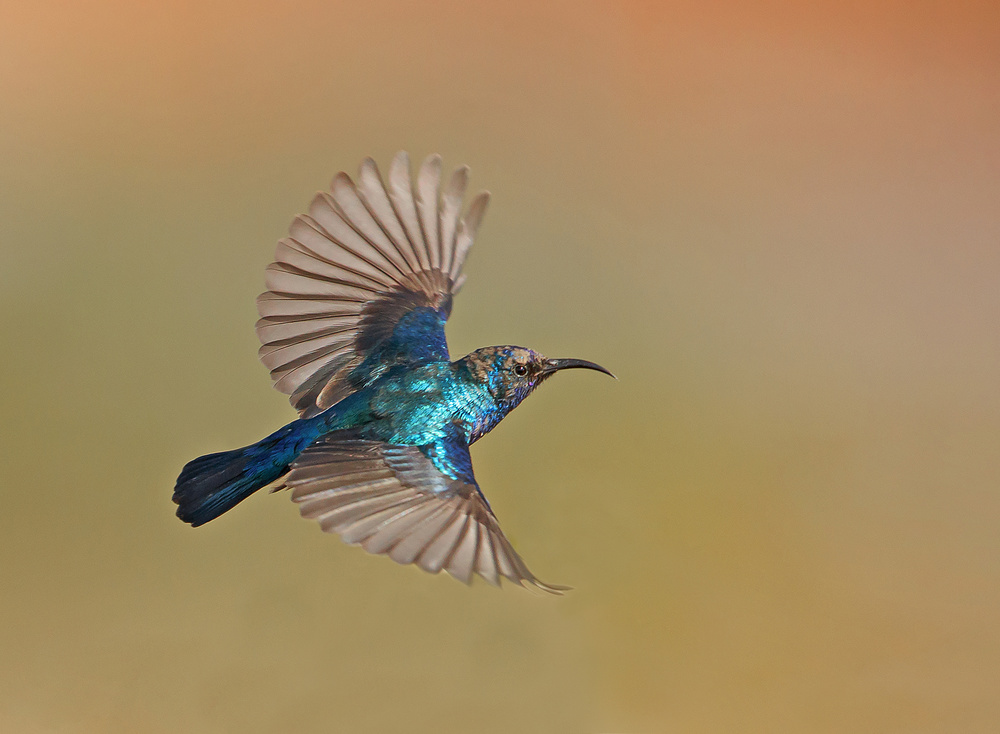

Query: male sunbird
<box><xmin>174</xmin><ymin>152</ymin><xmax>613</xmax><ymax>593</ymax></box>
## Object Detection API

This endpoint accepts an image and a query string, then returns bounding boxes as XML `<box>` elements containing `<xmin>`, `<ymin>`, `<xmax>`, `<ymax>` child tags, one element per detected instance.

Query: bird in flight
<box><xmin>173</xmin><ymin>152</ymin><xmax>613</xmax><ymax>593</ymax></box>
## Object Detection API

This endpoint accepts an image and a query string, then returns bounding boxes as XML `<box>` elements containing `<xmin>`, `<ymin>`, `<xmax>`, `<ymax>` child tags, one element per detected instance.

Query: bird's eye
<box><xmin>513</xmin><ymin>364</ymin><xmax>529</xmax><ymax>377</ymax></box>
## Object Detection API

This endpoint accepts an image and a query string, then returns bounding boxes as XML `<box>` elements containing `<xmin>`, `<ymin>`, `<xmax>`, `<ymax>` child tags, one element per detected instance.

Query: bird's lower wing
<box><xmin>284</xmin><ymin>431</ymin><xmax>566</xmax><ymax>594</ymax></box>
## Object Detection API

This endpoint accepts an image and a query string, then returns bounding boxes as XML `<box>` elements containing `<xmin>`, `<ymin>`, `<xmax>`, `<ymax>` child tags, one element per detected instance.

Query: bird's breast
<box><xmin>368</xmin><ymin>365</ymin><xmax>502</xmax><ymax>446</ymax></box>
<box><xmin>450</xmin><ymin>384</ymin><xmax>507</xmax><ymax>444</ymax></box>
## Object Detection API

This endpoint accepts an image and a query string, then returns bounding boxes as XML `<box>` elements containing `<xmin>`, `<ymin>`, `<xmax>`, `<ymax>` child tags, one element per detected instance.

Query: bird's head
<box><xmin>463</xmin><ymin>346</ymin><xmax>614</xmax><ymax>410</ymax></box>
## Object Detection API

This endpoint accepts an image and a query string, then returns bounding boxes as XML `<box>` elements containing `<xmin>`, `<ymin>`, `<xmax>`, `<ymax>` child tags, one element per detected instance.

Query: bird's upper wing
<box><xmin>285</xmin><ymin>431</ymin><xmax>566</xmax><ymax>594</ymax></box>
<box><xmin>256</xmin><ymin>152</ymin><xmax>490</xmax><ymax>417</ymax></box>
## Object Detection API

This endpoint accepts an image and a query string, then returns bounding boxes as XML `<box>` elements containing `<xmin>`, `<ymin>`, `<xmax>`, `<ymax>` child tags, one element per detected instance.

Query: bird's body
<box><xmin>174</xmin><ymin>153</ymin><xmax>611</xmax><ymax>593</ymax></box>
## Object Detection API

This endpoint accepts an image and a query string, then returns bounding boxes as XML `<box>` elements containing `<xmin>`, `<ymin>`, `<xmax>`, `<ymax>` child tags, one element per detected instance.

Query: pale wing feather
<box><xmin>450</xmin><ymin>192</ymin><xmax>490</xmax><ymax>281</ymax></box>
<box><xmin>255</xmin><ymin>316</ymin><xmax>357</xmax><ymax>346</ymax></box>
<box><xmin>416</xmin><ymin>154</ymin><xmax>443</xmax><ymax>270</ymax></box>
<box><xmin>439</xmin><ymin>166</ymin><xmax>468</xmax><ymax>276</ymax></box>
<box><xmin>387</xmin><ymin>152</ymin><xmax>432</xmax><ymax>272</ymax></box>
<box><xmin>355</xmin><ymin>158</ymin><xmax>420</xmax><ymax>272</ymax></box>
<box><xmin>256</xmin><ymin>294</ymin><xmax>357</xmax><ymax>318</ymax></box>
<box><xmin>306</xmin><ymin>199</ymin><xmax>401</xmax><ymax>278</ymax></box>
<box><xmin>445</xmin><ymin>517</ymin><xmax>478</xmax><ymax>584</ymax></box>
<box><xmin>288</xmin><ymin>219</ymin><xmax>393</xmax><ymax>286</ymax></box>
<box><xmin>328</xmin><ymin>173</ymin><xmax>411</xmax><ymax>278</ymax></box>
<box><xmin>419</xmin><ymin>512</ymin><xmax>470</xmax><ymax>573</ymax></box>
<box><xmin>473</xmin><ymin>522</ymin><xmax>500</xmax><ymax>587</ymax></box>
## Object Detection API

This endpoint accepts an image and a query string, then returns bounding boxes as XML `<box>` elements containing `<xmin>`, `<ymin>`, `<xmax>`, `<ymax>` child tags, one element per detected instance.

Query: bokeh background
<box><xmin>2</xmin><ymin>1</ymin><xmax>999</xmax><ymax>732</ymax></box>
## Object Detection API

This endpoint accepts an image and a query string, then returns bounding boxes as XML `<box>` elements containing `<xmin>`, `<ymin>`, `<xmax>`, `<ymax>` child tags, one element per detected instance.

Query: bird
<box><xmin>173</xmin><ymin>152</ymin><xmax>613</xmax><ymax>593</ymax></box>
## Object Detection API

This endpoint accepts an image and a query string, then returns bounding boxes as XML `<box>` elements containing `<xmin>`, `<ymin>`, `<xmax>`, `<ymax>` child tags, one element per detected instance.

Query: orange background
<box><xmin>2</xmin><ymin>2</ymin><xmax>999</xmax><ymax>732</ymax></box>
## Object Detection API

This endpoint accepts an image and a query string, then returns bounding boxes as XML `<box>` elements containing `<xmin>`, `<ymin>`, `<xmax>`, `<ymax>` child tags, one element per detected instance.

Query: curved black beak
<box><xmin>541</xmin><ymin>358</ymin><xmax>616</xmax><ymax>379</ymax></box>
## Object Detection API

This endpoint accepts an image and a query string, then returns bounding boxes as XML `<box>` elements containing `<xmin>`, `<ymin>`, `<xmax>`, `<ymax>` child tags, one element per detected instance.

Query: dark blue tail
<box><xmin>173</xmin><ymin>421</ymin><xmax>316</xmax><ymax>527</ymax></box>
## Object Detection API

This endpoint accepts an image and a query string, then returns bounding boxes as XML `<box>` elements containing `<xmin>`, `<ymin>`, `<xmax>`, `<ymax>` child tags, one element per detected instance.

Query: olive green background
<box><xmin>2</xmin><ymin>1</ymin><xmax>998</xmax><ymax>732</ymax></box>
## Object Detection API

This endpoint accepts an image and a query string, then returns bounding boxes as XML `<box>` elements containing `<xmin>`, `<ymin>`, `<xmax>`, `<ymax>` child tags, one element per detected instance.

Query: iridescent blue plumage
<box><xmin>173</xmin><ymin>153</ymin><xmax>612</xmax><ymax>593</ymax></box>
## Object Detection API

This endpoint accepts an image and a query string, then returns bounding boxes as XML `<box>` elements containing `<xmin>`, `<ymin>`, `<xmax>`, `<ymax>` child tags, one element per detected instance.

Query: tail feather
<box><xmin>177</xmin><ymin>449</ymin><xmax>247</xmax><ymax>487</ymax></box>
<box><xmin>173</xmin><ymin>448</ymin><xmax>265</xmax><ymax>526</ymax></box>
<box><xmin>173</xmin><ymin>423</ymin><xmax>313</xmax><ymax>526</ymax></box>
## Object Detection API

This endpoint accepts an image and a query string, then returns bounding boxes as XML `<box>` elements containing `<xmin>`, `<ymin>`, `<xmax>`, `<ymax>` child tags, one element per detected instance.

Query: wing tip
<box><xmin>391</xmin><ymin>150</ymin><xmax>411</xmax><ymax>175</ymax></box>
<box><xmin>330</xmin><ymin>170</ymin><xmax>354</xmax><ymax>191</ymax></box>
<box><xmin>526</xmin><ymin>579</ymin><xmax>572</xmax><ymax>596</ymax></box>
<box><xmin>469</xmin><ymin>190</ymin><xmax>491</xmax><ymax>213</ymax></box>
<box><xmin>420</xmin><ymin>153</ymin><xmax>443</xmax><ymax>174</ymax></box>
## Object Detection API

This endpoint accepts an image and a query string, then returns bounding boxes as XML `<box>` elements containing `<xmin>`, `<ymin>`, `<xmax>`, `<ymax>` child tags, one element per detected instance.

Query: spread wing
<box><xmin>284</xmin><ymin>431</ymin><xmax>567</xmax><ymax>594</ymax></box>
<box><xmin>256</xmin><ymin>152</ymin><xmax>490</xmax><ymax>418</ymax></box>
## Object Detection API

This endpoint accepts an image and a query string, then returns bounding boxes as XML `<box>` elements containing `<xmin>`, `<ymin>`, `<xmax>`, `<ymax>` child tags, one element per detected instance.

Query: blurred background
<box><xmin>2</xmin><ymin>1</ymin><xmax>998</xmax><ymax>732</ymax></box>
